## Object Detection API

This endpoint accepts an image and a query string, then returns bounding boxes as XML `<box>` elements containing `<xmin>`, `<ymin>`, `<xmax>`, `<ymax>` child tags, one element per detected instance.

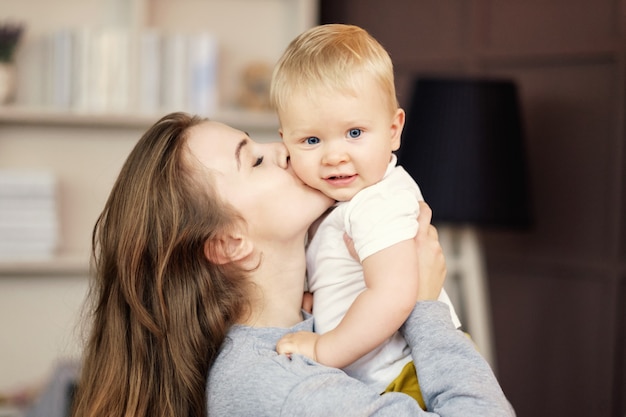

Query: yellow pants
<box><xmin>382</xmin><ymin>361</ymin><xmax>425</xmax><ymax>410</ymax></box>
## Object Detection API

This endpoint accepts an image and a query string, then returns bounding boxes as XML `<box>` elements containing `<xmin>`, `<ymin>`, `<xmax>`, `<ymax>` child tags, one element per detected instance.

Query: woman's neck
<box><xmin>238</xmin><ymin>242</ymin><xmax>307</xmax><ymax>328</ymax></box>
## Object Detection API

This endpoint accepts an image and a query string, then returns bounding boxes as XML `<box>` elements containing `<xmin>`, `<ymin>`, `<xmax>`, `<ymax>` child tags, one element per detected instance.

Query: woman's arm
<box><xmin>278</xmin><ymin>302</ymin><xmax>514</xmax><ymax>417</ymax></box>
<box><xmin>402</xmin><ymin>302</ymin><xmax>515</xmax><ymax>416</ymax></box>
<box><xmin>401</xmin><ymin>203</ymin><xmax>515</xmax><ymax>416</ymax></box>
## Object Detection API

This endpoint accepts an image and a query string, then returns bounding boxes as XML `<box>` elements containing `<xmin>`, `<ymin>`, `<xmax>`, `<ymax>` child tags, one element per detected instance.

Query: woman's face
<box><xmin>186</xmin><ymin>121</ymin><xmax>334</xmax><ymax>243</ymax></box>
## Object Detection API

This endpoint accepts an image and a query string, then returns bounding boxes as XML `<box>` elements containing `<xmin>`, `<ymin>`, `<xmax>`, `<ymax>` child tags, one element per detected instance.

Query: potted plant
<box><xmin>0</xmin><ymin>22</ymin><xmax>24</xmax><ymax>104</ymax></box>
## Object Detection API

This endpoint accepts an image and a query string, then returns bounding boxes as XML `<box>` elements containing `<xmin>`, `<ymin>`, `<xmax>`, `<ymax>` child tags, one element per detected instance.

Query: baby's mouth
<box><xmin>324</xmin><ymin>174</ymin><xmax>357</xmax><ymax>186</ymax></box>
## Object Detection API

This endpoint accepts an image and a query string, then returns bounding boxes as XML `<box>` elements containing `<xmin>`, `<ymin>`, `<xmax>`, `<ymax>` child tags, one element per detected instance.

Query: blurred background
<box><xmin>0</xmin><ymin>1</ymin><xmax>624</xmax><ymax>417</ymax></box>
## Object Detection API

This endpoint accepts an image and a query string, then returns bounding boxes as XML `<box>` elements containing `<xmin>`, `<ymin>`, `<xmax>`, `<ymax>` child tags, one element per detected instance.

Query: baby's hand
<box><xmin>276</xmin><ymin>331</ymin><xmax>319</xmax><ymax>361</ymax></box>
<box><xmin>343</xmin><ymin>233</ymin><xmax>360</xmax><ymax>262</ymax></box>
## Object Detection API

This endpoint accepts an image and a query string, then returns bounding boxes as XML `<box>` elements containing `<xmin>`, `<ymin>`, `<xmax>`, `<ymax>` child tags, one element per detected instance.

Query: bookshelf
<box><xmin>0</xmin><ymin>105</ymin><xmax>280</xmax><ymax>130</ymax></box>
<box><xmin>0</xmin><ymin>0</ymin><xmax>318</xmax><ymax>276</ymax></box>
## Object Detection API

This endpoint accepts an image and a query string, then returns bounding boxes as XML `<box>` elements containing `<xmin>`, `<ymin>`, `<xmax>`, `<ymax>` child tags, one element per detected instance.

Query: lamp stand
<box><xmin>438</xmin><ymin>224</ymin><xmax>497</xmax><ymax>372</ymax></box>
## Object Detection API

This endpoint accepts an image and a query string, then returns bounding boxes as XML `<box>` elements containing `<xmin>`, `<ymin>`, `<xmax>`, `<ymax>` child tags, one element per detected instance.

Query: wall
<box><xmin>0</xmin><ymin>0</ymin><xmax>317</xmax><ymax>397</ymax></box>
<box><xmin>0</xmin><ymin>126</ymin><xmax>142</xmax><ymax>393</ymax></box>
<box><xmin>321</xmin><ymin>1</ymin><xmax>625</xmax><ymax>416</ymax></box>
<box><xmin>0</xmin><ymin>276</ymin><xmax>88</xmax><ymax>391</ymax></box>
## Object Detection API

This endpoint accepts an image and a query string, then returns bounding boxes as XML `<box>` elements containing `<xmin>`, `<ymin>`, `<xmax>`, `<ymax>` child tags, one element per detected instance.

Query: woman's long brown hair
<box><xmin>71</xmin><ymin>112</ymin><xmax>249</xmax><ymax>417</ymax></box>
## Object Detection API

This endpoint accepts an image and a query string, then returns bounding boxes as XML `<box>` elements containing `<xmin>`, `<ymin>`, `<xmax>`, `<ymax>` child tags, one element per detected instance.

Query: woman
<box><xmin>71</xmin><ymin>112</ymin><xmax>514</xmax><ymax>416</ymax></box>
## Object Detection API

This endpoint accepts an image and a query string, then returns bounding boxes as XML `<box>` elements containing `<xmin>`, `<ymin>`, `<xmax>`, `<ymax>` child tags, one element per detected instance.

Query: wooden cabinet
<box><xmin>321</xmin><ymin>1</ymin><xmax>625</xmax><ymax>416</ymax></box>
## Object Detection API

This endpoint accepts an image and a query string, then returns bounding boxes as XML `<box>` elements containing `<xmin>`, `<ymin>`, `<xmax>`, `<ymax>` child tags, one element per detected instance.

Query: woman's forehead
<box><xmin>187</xmin><ymin>122</ymin><xmax>238</xmax><ymax>165</ymax></box>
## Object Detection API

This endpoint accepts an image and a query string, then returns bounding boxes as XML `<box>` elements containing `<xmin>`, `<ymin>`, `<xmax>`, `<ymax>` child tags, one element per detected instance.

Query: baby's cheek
<box><xmin>293</xmin><ymin>161</ymin><xmax>316</xmax><ymax>181</ymax></box>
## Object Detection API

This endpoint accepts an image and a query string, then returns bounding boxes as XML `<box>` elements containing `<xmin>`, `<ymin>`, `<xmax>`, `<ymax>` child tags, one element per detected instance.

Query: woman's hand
<box><xmin>302</xmin><ymin>291</ymin><xmax>313</xmax><ymax>314</ymax></box>
<box><xmin>343</xmin><ymin>201</ymin><xmax>446</xmax><ymax>302</ymax></box>
<box><xmin>414</xmin><ymin>202</ymin><xmax>446</xmax><ymax>301</ymax></box>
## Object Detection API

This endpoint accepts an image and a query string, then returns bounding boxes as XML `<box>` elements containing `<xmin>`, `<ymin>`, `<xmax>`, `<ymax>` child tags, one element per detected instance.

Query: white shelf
<box><xmin>0</xmin><ymin>105</ymin><xmax>279</xmax><ymax>131</ymax></box>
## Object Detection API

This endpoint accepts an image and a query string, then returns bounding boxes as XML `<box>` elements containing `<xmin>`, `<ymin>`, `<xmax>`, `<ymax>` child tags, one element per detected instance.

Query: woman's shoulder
<box><xmin>211</xmin><ymin>322</ymin><xmax>344</xmax><ymax>379</ymax></box>
<box><xmin>207</xmin><ymin>324</ymin><xmax>348</xmax><ymax>415</ymax></box>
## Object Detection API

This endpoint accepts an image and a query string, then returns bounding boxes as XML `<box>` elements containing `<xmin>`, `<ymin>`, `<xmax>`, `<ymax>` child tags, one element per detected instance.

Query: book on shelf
<box><xmin>137</xmin><ymin>29</ymin><xmax>162</xmax><ymax>114</ymax></box>
<box><xmin>0</xmin><ymin>170</ymin><xmax>56</xmax><ymax>197</ymax></box>
<box><xmin>160</xmin><ymin>32</ymin><xmax>188</xmax><ymax>112</ymax></box>
<box><xmin>0</xmin><ymin>242</ymin><xmax>59</xmax><ymax>261</ymax></box>
<box><xmin>187</xmin><ymin>32</ymin><xmax>219</xmax><ymax>116</ymax></box>
<box><xmin>39</xmin><ymin>27</ymin><xmax>131</xmax><ymax>113</ymax></box>
<box><xmin>29</xmin><ymin>26</ymin><xmax>220</xmax><ymax>116</ymax></box>
<box><xmin>0</xmin><ymin>170</ymin><xmax>60</xmax><ymax>261</ymax></box>
<box><xmin>159</xmin><ymin>31</ymin><xmax>220</xmax><ymax>116</ymax></box>
<box><xmin>46</xmin><ymin>28</ymin><xmax>73</xmax><ymax>109</ymax></box>
<box><xmin>102</xmin><ymin>28</ymin><xmax>131</xmax><ymax>112</ymax></box>
<box><xmin>71</xmin><ymin>27</ymin><xmax>94</xmax><ymax>111</ymax></box>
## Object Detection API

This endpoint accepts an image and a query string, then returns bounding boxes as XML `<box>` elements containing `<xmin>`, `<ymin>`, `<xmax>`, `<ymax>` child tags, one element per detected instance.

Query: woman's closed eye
<box><xmin>253</xmin><ymin>156</ymin><xmax>264</xmax><ymax>167</ymax></box>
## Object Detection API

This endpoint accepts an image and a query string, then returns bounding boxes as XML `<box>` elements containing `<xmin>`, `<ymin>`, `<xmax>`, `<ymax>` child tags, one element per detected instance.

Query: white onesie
<box><xmin>307</xmin><ymin>154</ymin><xmax>461</xmax><ymax>393</ymax></box>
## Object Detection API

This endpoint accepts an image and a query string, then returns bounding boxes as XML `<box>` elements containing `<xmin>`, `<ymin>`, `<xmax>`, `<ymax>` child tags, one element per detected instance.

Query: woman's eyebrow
<box><xmin>235</xmin><ymin>138</ymin><xmax>248</xmax><ymax>171</ymax></box>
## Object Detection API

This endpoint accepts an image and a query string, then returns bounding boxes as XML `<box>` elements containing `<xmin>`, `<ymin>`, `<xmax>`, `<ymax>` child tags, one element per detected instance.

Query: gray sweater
<box><xmin>207</xmin><ymin>301</ymin><xmax>515</xmax><ymax>416</ymax></box>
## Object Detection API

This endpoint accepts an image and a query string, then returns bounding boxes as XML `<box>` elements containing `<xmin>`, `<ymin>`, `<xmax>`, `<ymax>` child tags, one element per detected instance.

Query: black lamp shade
<box><xmin>398</xmin><ymin>77</ymin><xmax>532</xmax><ymax>229</ymax></box>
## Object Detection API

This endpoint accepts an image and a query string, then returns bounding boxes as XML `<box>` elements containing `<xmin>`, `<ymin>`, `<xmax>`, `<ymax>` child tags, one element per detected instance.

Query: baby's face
<box><xmin>278</xmin><ymin>76</ymin><xmax>404</xmax><ymax>202</ymax></box>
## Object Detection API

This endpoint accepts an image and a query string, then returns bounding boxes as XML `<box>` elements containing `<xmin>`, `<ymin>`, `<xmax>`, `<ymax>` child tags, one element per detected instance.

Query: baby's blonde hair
<box><xmin>270</xmin><ymin>24</ymin><xmax>398</xmax><ymax>115</ymax></box>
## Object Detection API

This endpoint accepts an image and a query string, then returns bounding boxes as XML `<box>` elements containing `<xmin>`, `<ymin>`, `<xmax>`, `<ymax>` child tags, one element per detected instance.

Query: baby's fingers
<box><xmin>276</xmin><ymin>335</ymin><xmax>296</xmax><ymax>356</ymax></box>
<box><xmin>343</xmin><ymin>233</ymin><xmax>360</xmax><ymax>261</ymax></box>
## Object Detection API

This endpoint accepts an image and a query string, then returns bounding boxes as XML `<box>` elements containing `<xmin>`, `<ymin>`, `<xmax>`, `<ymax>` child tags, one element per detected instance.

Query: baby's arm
<box><xmin>317</xmin><ymin>238</ymin><xmax>420</xmax><ymax>366</ymax></box>
<box><xmin>277</xmin><ymin>238</ymin><xmax>420</xmax><ymax>368</ymax></box>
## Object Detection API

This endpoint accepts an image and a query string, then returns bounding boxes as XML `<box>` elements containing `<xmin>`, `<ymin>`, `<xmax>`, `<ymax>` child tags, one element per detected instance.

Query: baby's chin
<box><xmin>324</xmin><ymin>188</ymin><xmax>360</xmax><ymax>203</ymax></box>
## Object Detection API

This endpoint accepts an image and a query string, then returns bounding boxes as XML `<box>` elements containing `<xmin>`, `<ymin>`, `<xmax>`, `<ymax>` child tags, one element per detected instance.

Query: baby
<box><xmin>271</xmin><ymin>24</ymin><xmax>461</xmax><ymax>407</ymax></box>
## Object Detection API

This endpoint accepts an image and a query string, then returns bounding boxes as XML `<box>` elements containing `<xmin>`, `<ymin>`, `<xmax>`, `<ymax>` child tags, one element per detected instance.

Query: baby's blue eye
<box><xmin>305</xmin><ymin>137</ymin><xmax>320</xmax><ymax>145</ymax></box>
<box><xmin>348</xmin><ymin>129</ymin><xmax>362</xmax><ymax>138</ymax></box>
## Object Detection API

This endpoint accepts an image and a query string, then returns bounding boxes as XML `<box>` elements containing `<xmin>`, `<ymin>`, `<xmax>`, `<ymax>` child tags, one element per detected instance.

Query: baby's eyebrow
<box><xmin>235</xmin><ymin>138</ymin><xmax>248</xmax><ymax>171</ymax></box>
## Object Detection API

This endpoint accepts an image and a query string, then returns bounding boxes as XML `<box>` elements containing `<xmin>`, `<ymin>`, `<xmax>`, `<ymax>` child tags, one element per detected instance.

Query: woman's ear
<box><xmin>205</xmin><ymin>232</ymin><xmax>253</xmax><ymax>265</ymax></box>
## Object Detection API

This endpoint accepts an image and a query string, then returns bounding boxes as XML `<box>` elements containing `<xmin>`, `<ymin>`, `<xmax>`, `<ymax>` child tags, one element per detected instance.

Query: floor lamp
<box><xmin>398</xmin><ymin>77</ymin><xmax>532</xmax><ymax>371</ymax></box>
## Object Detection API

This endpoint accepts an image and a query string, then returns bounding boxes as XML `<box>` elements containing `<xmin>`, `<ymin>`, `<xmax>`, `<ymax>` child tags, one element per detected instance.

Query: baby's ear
<box><xmin>390</xmin><ymin>108</ymin><xmax>405</xmax><ymax>151</ymax></box>
<box><xmin>205</xmin><ymin>232</ymin><xmax>253</xmax><ymax>265</ymax></box>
